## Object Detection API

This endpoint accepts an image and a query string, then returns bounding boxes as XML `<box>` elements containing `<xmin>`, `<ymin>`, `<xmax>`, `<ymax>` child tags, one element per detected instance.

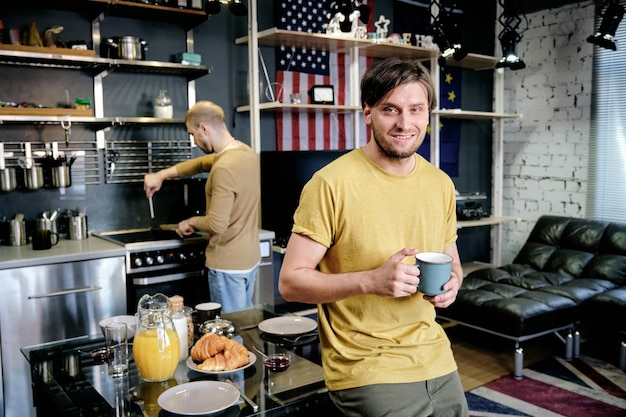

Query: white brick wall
<box><xmin>499</xmin><ymin>1</ymin><xmax>595</xmax><ymax>264</ymax></box>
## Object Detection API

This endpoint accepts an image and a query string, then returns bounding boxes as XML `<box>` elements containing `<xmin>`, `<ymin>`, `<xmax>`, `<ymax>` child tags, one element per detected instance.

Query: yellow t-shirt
<box><xmin>292</xmin><ymin>148</ymin><xmax>458</xmax><ymax>391</ymax></box>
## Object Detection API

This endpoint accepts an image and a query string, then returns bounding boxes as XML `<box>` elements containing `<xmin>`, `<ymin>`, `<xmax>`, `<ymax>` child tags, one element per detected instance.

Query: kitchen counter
<box><xmin>0</xmin><ymin>233</ymin><xmax>126</xmax><ymax>270</ymax></box>
<box><xmin>22</xmin><ymin>305</ymin><xmax>338</xmax><ymax>417</ymax></box>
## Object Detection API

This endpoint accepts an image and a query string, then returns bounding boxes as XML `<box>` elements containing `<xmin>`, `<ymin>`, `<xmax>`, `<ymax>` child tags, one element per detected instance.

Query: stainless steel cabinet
<box><xmin>0</xmin><ymin>256</ymin><xmax>126</xmax><ymax>417</ymax></box>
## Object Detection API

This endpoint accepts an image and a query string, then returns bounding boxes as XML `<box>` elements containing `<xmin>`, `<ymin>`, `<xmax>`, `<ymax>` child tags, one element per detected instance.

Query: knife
<box><xmin>226</xmin><ymin>379</ymin><xmax>259</xmax><ymax>412</ymax></box>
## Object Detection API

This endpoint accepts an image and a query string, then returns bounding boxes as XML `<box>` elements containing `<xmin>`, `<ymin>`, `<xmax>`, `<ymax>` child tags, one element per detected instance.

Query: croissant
<box><xmin>198</xmin><ymin>353</ymin><xmax>227</xmax><ymax>371</ymax></box>
<box><xmin>190</xmin><ymin>333</ymin><xmax>250</xmax><ymax>371</ymax></box>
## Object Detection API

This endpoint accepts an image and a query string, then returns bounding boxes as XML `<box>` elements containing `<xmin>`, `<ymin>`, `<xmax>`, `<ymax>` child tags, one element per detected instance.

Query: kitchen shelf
<box><xmin>0</xmin><ymin>116</ymin><xmax>186</xmax><ymax>128</ymax></box>
<box><xmin>9</xmin><ymin>0</ymin><xmax>208</xmax><ymax>30</ymax></box>
<box><xmin>236</xmin><ymin>101</ymin><xmax>361</xmax><ymax>113</ymax></box>
<box><xmin>0</xmin><ymin>49</ymin><xmax>212</xmax><ymax>80</ymax></box>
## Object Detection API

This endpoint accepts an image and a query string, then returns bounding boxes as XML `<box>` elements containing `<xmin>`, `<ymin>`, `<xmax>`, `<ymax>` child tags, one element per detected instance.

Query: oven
<box><xmin>93</xmin><ymin>229</ymin><xmax>210</xmax><ymax>313</ymax></box>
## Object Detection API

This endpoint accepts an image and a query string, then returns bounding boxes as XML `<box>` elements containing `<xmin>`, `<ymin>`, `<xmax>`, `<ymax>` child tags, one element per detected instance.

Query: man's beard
<box><xmin>371</xmin><ymin>125</ymin><xmax>421</xmax><ymax>159</ymax></box>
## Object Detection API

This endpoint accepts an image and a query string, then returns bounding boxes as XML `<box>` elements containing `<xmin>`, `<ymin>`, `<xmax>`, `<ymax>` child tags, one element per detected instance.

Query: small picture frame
<box><xmin>308</xmin><ymin>85</ymin><xmax>335</xmax><ymax>105</ymax></box>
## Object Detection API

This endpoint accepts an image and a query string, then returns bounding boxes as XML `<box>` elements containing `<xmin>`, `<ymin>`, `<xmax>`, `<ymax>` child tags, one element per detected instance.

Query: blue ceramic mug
<box><xmin>415</xmin><ymin>252</ymin><xmax>453</xmax><ymax>296</ymax></box>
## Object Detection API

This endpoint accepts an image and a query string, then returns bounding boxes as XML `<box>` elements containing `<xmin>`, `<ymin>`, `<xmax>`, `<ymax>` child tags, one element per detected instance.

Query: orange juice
<box><xmin>133</xmin><ymin>327</ymin><xmax>180</xmax><ymax>381</ymax></box>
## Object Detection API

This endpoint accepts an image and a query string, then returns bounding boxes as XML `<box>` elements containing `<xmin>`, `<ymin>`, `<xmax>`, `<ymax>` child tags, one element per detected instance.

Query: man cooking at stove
<box><xmin>144</xmin><ymin>100</ymin><xmax>261</xmax><ymax>313</ymax></box>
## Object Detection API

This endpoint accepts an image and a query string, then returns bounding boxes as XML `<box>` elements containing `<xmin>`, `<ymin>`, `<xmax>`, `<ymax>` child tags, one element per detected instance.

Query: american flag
<box><xmin>275</xmin><ymin>0</ymin><xmax>374</xmax><ymax>150</ymax></box>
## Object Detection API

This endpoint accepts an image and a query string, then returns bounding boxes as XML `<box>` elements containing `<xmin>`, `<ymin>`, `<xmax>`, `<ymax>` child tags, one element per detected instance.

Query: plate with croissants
<box><xmin>187</xmin><ymin>333</ymin><xmax>256</xmax><ymax>374</ymax></box>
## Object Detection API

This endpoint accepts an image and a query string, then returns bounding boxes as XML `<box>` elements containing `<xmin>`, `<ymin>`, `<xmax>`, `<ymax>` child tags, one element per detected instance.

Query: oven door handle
<box><xmin>28</xmin><ymin>286</ymin><xmax>103</xmax><ymax>299</ymax></box>
<box><xmin>133</xmin><ymin>271</ymin><xmax>200</xmax><ymax>286</ymax></box>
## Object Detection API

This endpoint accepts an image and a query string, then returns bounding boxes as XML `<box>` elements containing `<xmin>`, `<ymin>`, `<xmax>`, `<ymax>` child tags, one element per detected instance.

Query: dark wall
<box><xmin>0</xmin><ymin>4</ymin><xmax>251</xmax><ymax>231</ymax></box>
<box><xmin>1</xmin><ymin>1</ymin><xmax>495</xmax><ymax>265</ymax></box>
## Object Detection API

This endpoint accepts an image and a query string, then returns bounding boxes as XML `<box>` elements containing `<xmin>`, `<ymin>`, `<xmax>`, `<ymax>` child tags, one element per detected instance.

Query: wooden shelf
<box><xmin>433</xmin><ymin>109</ymin><xmax>521</xmax><ymax>119</ymax></box>
<box><xmin>8</xmin><ymin>0</ymin><xmax>207</xmax><ymax>29</ymax></box>
<box><xmin>236</xmin><ymin>27</ymin><xmax>439</xmax><ymax>60</ymax></box>
<box><xmin>0</xmin><ymin>108</ymin><xmax>94</xmax><ymax>117</ymax></box>
<box><xmin>457</xmin><ymin>216</ymin><xmax>520</xmax><ymax>229</ymax></box>
<box><xmin>236</xmin><ymin>28</ymin><xmax>503</xmax><ymax>69</ymax></box>
<box><xmin>446</xmin><ymin>53</ymin><xmax>500</xmax><ymax>71</ymax></box>
<box><xmin>0</xmin><ymin>45</ymin><xmax>96</xmax><ymax>57</ymax></box>
<box><xmin>236</xmin><ymin>101</ymin><xmax>361</xmax><ymax>113</ymax></box>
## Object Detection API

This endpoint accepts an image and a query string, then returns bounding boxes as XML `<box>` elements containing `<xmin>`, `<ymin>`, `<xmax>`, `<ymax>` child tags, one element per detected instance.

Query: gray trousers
<box><xmin>328</xmin><ymin>371</ymin><xmax>469</xmax><ymax>417</ymax></box>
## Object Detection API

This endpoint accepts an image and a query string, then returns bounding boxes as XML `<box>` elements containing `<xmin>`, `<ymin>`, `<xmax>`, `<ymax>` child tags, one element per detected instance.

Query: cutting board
<box><xmin>0</xmin><ymin>44</ymin><xmax>96</xmax><ymax>57</ymax></box>
<box><xmin>0</xmin><ymin>108</ymin><xmax>94</xmax><ymax>117</ymax></box>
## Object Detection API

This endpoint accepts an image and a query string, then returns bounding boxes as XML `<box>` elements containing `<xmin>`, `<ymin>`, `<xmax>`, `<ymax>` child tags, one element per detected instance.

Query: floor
<box><xmin>447</xmin><ymin>323</ymin><xmax>620</xmax><ymax>391</ymax></box>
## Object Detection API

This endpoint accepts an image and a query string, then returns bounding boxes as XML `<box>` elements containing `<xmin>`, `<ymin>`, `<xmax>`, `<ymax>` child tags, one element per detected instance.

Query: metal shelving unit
<box><xmin>240</xmin><ymin>3</ymin><xmax>521</xmax><ymax>265</ymax></box>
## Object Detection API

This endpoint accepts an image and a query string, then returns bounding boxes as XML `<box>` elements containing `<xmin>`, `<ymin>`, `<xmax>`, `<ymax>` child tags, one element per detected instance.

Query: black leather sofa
<box><xmin>438</xmin><ymin>215</ymin><xmax>626</xmax><ymax>377</ymax></box>
<box><xmin>582</xmin><ymin>287</ymin><xmax>626</xmax><ymax>370</ymax></box>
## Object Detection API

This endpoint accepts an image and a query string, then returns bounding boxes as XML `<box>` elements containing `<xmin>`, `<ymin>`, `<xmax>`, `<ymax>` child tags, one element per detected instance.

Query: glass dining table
<box><xmin>22</xmin><ymin>304</ymin><xmax>339</xmax><ymax>417</ymax></box>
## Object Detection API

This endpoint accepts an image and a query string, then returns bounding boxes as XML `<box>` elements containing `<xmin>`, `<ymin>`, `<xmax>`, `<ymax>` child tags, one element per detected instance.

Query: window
<box><xmin>587</xmin><ymin>0</ymin><xmax>626</xmax><ymax>223</ymax></box>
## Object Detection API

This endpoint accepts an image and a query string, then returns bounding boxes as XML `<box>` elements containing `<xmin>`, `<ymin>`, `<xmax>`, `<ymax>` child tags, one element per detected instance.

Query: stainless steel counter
<box><xmin>0</xmin><ymin>233</ymin><xmax>126</xmax><ymax>270</ymax></box>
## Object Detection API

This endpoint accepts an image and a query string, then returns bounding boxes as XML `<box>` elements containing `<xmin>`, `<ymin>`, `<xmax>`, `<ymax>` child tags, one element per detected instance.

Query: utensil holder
<box><xmin>9</xmin><ymin>220</ymin><xmax>27</xmax><ymax>246</ymax></box>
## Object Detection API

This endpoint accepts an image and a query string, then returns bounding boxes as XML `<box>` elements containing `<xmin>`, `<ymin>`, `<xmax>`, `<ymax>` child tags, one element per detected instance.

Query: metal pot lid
<box><xmin>199</xmin><ymin>316</ymin><xmax>235</xmax><ymax>336</ymax></box>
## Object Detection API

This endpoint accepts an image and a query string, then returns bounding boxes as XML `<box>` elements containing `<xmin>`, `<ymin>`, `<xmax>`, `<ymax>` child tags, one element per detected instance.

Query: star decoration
<box><xmin>445</xmin><ymin>73</ymin><xmax>453</xmax><ymax>84</ymax></box>
<box><xmin>374</xmin><ymin>15</ymin><xmax>390</xmax><ymax>37</ymax></box>
<box><xmin>447</xmin><ymin>91</ymin><xmax>457</xmax><ymax>102</ymax></box>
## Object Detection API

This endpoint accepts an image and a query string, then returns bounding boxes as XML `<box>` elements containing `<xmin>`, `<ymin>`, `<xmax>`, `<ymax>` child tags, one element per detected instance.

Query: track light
<box><xmin>495</xmin><ymin>29</ymin><xmax>526</xmax><ymax>70</ymax></box>
<box><xmin>587</xmin><ymin>0</ymin><xmax>624</xmax><ymax>51</ymax></box>
<box><xmin>429</xmin><ymin>1</ymin><xmax>467</xmax><ymax>68</ymax></box>
<box><xmin>496</xmin><ymin>0</ymin><xmax>527</xmax><ymax>71</ymax></box>
<box><xmin>205</xmin><ymin>0</ymin><xmax>247</xmax><ymax>16</ymax></box>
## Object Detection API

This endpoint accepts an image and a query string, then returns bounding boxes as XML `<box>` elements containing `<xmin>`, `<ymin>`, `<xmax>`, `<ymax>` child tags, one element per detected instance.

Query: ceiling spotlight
<box><xmin>205</xmin><ymin>0</ymin><xmax>247</xmax><ymax>16</ymax></box>
<box><xmin>496</xmin><ymin>0</ymin><xmax>527</xmax><ymax>71</ymax></box>
<box><xmin>429</xmin><ymin>1</ymin><xmax>467</xmax><ymax>68</ymax></box>
<box><xmin>587</xmin><ymin>0</ymin><xmax>625</xmax><ymax>51</ymax></box>
<box><xmin>495</xmin><ymin>29</ymin><xmax>526</xmax><ymax>70</ymax></box>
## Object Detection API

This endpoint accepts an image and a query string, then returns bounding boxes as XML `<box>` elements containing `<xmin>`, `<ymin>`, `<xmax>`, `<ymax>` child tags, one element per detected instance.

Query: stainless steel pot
<box><xmin>104</xmin><ymin>36</ymin><xmax>148</xmax><ymax>60</ymax></box>
<box><xmin>0</xmin><ymin>168</ymin><xmax>16</xmax><ymax>192</ymax></box>
<box><xmin>36</xmin><ymin>218</ymin><xmax>58</xmax><ymax>235</ymax></box>
<box><xmin>68</xmin><ymin>215</ymin><xmax>88</xmax><ymax>240</ymax></box>
<box><xmin>24</xmin><ymin>165</ymin><xmax>44</xmax><ymax>190</ymax></box>
<box><xmin>51</xmin><ymin>163</ymin><xmax>71</xmax><ymax>188</ymax></box>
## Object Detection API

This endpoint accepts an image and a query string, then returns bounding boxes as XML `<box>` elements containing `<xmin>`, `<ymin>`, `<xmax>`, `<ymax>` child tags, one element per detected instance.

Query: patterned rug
<box><xmin>465</xmin><ymin>355</ymin><xmax>626</xmax><ymax>416</ymax></box>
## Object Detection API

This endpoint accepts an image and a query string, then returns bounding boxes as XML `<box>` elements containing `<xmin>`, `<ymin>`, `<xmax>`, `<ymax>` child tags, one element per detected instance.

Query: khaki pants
<box><xmin>328</xmin><ymin>371</ymin><xmax>469</xmax><ymax>417</ymax></box>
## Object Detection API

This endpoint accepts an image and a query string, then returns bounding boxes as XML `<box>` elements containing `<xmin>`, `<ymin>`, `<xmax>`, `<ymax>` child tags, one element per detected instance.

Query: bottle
<box><xmin>153</xmin><ymin>89</ymin><xmax>173</xmax><ymax>119</ymax></box>
<box><xmin>134</xmin><ymin>293</ymin><xmax>180</xmax><ymax>381</ymax></box>
<box><xmin>169</xmin><ymin>295</ymin><xmax>189</xmax><ymax>362</ymax></box>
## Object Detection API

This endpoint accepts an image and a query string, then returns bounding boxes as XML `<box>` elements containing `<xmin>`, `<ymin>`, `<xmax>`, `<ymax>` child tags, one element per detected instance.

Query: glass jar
<box><xmin>153</xmin><ymin>89</ymin><xmax>173</xmax><ymax>118</ymax></box>
<box><xmin>133</xmin><ymin>293</ymin><xmax>180</xmax><ymax>381</ymax></box>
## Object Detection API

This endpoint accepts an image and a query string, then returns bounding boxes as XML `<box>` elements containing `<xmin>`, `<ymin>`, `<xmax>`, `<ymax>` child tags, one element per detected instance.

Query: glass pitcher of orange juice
<box><xmin>133</xmin><ymin>293</ymin><xmax>180</xmax><ymax>382</ymax></box>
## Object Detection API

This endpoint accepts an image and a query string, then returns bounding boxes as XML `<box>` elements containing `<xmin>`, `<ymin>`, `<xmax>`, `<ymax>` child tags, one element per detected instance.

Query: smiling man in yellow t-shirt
<box><xmin>279</xmin><ymin>57</ymin><xmax>468</xmax><ymax>417</ymax></box>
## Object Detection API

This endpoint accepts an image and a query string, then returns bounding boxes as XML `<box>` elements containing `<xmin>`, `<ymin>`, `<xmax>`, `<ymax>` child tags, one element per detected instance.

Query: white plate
<box><xmin>186</xmin><ymin>351</ymin><xmax>256</xmax><ymax>374</ymax></box>
<box><xmin>157</xmin><ymin>381</ymin><xmax>240</xmax><ymax>415</ymax></box>
<box><xmin>258</xmin><ymin>316</ymin><xmax>318</xmax><ymax>336</ymax></box>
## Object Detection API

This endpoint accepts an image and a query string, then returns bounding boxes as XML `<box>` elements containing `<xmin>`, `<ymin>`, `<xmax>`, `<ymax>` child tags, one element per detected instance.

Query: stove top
<box><xmin>93</xmin><ymin>228</ymin><xmax>206</xmax><ymax>248</ymax></box>
<box><xmin>93</xmin><ymin>228</ymin><xmax>207</xmax><ymax>274</ymax></box>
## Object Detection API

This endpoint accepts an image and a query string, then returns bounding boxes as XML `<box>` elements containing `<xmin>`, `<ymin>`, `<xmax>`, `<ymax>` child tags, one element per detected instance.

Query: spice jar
<box><xmin>153</xmin><ymin>89</ymin><xmax>173</xmax><ymax>118</ymax></box>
